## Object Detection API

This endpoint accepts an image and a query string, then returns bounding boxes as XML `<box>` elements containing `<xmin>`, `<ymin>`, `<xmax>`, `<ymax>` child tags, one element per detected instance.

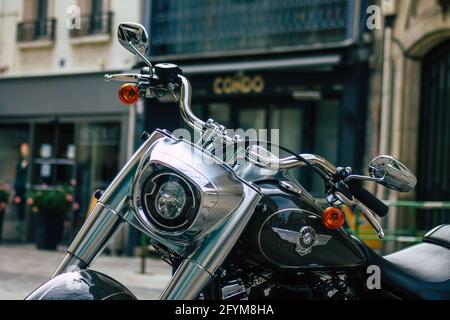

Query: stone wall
<box><xmin>367</xmin><ymin>0</ymin><xmax>450</xmax><ymax>232</ymax></box>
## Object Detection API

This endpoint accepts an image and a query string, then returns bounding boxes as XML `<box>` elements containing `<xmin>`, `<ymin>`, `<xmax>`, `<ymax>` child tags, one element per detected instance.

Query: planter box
<box><xmin>35</xmin><ymin>210</ymin><xmax>64</xmax><ymax>251</ymax></box>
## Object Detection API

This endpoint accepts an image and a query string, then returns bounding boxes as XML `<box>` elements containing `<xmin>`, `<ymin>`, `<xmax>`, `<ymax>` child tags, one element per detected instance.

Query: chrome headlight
<box><xmin>141</xmin><ymin>171</ymin><xmax>199</xmax><ymax>232</ymax></box>
<box><xmin>155</xmin><ymin>181</ymin><xmax>186</xmax><ymax>219</ymax></box>
<box><xmin>130</xmin><ymin>134</ymin><xmax>246</xmax><ymax>256</ymax></box>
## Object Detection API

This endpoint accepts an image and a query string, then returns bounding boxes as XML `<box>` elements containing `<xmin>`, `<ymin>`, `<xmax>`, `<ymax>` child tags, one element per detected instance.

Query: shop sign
<box><xmin>213</xmin><ymin>74</ymin><xmax>265</xmax><ymax>95</ymax></box>
<box><xmin>80</xmin><ymin>125</ymin><xmax>120</xmax><ymax>146</ymax></box>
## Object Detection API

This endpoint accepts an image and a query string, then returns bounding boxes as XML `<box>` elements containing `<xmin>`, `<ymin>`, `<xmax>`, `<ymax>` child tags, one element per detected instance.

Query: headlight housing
<box><xmin>141</xmin><ymin>171</ymin><xmax>199</xmax><ymax>232</ymax></box>
<box><xmin>130</xmin><ymin>134</ymin><xmax>245</xmax><ymax>257</ymax></box>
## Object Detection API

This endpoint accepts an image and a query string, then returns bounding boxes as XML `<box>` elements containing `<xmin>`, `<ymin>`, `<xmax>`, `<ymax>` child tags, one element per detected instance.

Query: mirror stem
<box><xmin>129</xmin><ymin>42</ymin><xmax>153</xmax><ymax>74</ymax></box>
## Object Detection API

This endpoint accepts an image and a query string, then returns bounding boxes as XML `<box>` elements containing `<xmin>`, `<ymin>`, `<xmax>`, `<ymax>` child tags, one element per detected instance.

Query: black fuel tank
<box><xmin>238</xmin><ymin>182</ymin><xmax>365</xmax><ymax>271</ymax></box>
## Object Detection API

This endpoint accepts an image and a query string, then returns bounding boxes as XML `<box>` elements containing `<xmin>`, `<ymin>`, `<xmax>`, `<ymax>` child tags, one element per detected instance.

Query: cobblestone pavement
<box><xmin>0</xmin><ymin>244</ymin><xmax>172</xmax><ymax>300</ymax></box>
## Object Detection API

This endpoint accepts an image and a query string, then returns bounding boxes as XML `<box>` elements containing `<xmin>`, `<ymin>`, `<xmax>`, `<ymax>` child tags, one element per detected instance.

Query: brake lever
<box><xmin>327</xmin><ymin>191</ymin><xmax>385</xmax><ymax>239</ymax></box>
<box><xmin>104</xmin><ymin>73</ymin><xmax>147</xmax><ymax>82</ymax></box>
<box><xmin>352</xmin><ymin>199</ymin><xmax>385</xmax><ymax>239</ymax></box>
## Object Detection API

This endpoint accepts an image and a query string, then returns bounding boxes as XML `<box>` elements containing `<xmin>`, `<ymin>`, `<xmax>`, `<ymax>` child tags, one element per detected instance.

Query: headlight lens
<box><xmin>155</xmin><ymin>181</ymin><xmax>187</xmax><ymax>219</ymax></box>
<box><xmin>141</xmin><ymin>170</ymin><xmax>199</xmax><ymax>232</ymax></box>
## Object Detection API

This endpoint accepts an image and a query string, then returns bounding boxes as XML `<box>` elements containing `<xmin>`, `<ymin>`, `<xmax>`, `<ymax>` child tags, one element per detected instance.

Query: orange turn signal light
<box><xmin>119</xmin><ymin>83</ymin><xmax>139</xmax><ymax>105</ymax></box>
<box><xmin>323</xmin><ymin>207</ymin><xmax>345</xmax><ymax>229</ymax></box>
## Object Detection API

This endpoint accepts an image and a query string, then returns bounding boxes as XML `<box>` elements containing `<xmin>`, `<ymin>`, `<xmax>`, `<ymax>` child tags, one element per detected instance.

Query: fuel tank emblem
<box><xmin>272</xmin><ymin>226</ymin><xmax>332</xmax><ymax>256</ymax></box>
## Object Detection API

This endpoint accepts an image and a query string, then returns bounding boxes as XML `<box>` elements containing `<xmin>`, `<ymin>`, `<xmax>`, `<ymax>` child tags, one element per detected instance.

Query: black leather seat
<box><xmin>364</xmin><ymin>224</ymin><xmax>450</xmax><ymax>300</ymax></box>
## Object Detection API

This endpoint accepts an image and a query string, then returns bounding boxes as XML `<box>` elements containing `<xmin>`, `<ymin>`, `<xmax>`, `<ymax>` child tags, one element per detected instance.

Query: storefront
<box><xmin>0</xmin><ymin>72</ymin><xmax>130</xmax><ymax>243</ymax></box>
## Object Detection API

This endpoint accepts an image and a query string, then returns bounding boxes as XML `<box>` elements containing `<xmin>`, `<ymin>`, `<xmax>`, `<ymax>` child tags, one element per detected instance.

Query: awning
<box><xmin>0</xmin><ymin>72</ymin><xmax>126</xmax><ymax>117</ymax></box>
<box><xmin>180</xmin><ymin>54</ymin><xmax>342</xmax><ymax>75</ymax></box>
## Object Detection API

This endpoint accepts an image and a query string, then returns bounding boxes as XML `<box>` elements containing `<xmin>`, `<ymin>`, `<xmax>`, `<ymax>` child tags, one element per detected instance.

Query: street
<box><xmin>0</xmin><ymin>244</ymin><xmax>172</xmax><ymax>300</ymax></box>
<box><xmin>0</xmin><ymin>0</ymin><xmax>449</xmax><ymax>305</ymax></box>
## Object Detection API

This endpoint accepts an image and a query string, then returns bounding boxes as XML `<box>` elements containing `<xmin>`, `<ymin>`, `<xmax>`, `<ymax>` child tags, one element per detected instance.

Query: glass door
<box><xmin>75</xmin><ymin>122</ymin><xmax>121</xmax><ymax>232</ymax></box>
<box><xmin>32</xmin><ymin>123</ymin><xmax>76</xmax><ymax>187</ymax></box>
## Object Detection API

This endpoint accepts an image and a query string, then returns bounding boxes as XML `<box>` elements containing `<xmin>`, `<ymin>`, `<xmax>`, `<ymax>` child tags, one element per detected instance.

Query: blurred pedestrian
<box><xmin>13</xmin><ymin>143</ymin><xmax>30</xmax><ymax>242</ymax></box>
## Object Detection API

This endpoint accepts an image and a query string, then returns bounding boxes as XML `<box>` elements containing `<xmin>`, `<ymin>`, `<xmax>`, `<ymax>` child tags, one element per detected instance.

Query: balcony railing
<box><xmin>150</xmin><ymin>0</ymin><xmax>361</xmax><ymax>57</ymax></box>
<box><xmin>70</xmin><ymin>12</ymin><xmax>113</xmax><ymax>38</ymax></box>
<box><xmin>17</xmin><ymin>18</ymin><xmax>56</xmax><ymax>42</ymax></box>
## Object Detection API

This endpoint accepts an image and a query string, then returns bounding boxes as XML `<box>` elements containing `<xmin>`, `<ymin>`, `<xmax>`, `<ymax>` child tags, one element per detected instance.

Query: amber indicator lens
<box><xmin>119</xmin><ymin>83</ymin><xmax>139</xmax><ymax>105</ymax></box>
<box><xmin>323</xmin><ymin>207</ymin><xmax>345</xmax><ymax>229</ymax></box>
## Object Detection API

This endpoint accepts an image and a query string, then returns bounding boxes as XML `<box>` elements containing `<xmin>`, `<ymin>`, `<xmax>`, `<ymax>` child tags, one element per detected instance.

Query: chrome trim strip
<box><xmin>184</xmin><ymin>258</ymin><xmax>214</xmax><ymax>277</ymax></box>
<box><xmin>96</xmin><ymin>201</ymin><xmax>120</xmax><ymax>216</ymax></box>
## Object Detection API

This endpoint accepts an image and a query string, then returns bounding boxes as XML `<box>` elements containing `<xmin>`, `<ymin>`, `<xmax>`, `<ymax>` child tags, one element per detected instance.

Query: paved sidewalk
<box><xmin>0</xmin><ymin>244</ymin><xmax>172</xmax><ymax>300</ymax></box>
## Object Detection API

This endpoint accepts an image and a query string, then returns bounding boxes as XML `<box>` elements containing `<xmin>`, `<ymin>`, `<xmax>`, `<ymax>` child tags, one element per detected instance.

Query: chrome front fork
<box><xmin>160</xmin><ymin>184</ymin><xmax>262</xmax><ymax>300</ymax></box>
<box><xmin>52</xmin><ymin>131</ymin><xmax>165</xmax><ymax>277</ymax></box>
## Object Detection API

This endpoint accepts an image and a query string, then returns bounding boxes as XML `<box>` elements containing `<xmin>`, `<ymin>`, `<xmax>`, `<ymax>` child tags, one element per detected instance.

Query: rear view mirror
<box><xmin>369</xmin><ymin>156</ymin><xmax>417</xmax><ymax>192</ymax></box>
<box><xmin>118</xmin><ymin>22</ymin><xmax>149</xmax><ymax>55</ymax></box>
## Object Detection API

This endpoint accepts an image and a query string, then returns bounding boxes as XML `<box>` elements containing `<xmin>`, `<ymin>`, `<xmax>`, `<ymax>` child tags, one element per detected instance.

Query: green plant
<box><xmin>29</xmin><ymin>188</ymin><xmax>72</xmax><ymax>215</ymax></box>
<box><xmin>0</xmin><ymin>189</ymin><xmax>9</xmax><ymax>203</ymax></box>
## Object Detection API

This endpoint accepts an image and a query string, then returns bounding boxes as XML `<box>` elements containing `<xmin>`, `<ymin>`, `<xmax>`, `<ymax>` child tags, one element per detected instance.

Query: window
<box><xmin>150</xmin><ymin>0</ymin><xmax>355</xmax><ymax>57</ymax></box>
<box><xmin>30</xmin><ymin>123</ymin><xmax>76</xmax><ymax>187</ymax></box>
<box><xmin>91</xmin><ymin>0</ymin><xmax>104</xmax><ymax>32</ymax></box>
<box><xmin>76</xmin><ymin>122</ymin><xmax>120</xmax><ymax>220</ymax></box>
<box><xmin>70</xmin><ymin>0</ymin><xmax>113</xmax><ymax>37</ymax></box>
<box><xmin>36</xmin><ymin>0</ymin><xmax>48</xmax><ymax>37</ymax></box>
<box><xmin>17</xmin><ymin>0</ymin><xmax>56</xmax><ymax>42</ymax></box>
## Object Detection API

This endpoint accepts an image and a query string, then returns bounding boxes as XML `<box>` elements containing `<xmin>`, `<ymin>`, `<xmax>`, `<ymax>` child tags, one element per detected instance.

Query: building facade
<box><xmin>367</xmin><ymin>0</ymin><xmax>450</xmax><ymax>234</ymax></box>
<box><xmin>142</xmin><ymin>0</ymin><xmax>372</xmax><ymax>195</ymax></box>
<box><xmin>0</xmin><ymin>0</ymin><xmax>142</xmax><ymax>245</ymax></box>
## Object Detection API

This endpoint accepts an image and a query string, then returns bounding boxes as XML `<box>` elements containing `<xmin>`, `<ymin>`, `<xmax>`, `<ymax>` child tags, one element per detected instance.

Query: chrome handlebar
<box><xmin>178</xmin><ymin>75</ymin><xmax>204</xmax><ymax>132</ymax></box>
<box><xmin>176</xmin><ymin>75</ymin><xmax>338</xmax><ymax>175</ymax></box>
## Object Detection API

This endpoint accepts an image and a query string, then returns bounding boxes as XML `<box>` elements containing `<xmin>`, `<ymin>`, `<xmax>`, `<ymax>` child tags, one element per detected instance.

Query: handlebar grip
<box><xmin>348</xmin><ymin>182</ymin><xmax>389</xmax><ymax>217</ymax></box>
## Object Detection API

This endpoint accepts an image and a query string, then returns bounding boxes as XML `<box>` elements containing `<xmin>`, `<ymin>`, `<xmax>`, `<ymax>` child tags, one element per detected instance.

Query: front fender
<box><xmin>26</xmin><ymin>269</ymin><xmax>138</xmax><ymax>300</ymax></box>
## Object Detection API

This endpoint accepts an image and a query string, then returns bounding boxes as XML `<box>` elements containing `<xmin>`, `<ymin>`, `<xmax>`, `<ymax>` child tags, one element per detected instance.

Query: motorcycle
<box><xmin>27</xmin><ymin>23</ymin><xmax>450</xmax><ymax>300</ymax></box>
